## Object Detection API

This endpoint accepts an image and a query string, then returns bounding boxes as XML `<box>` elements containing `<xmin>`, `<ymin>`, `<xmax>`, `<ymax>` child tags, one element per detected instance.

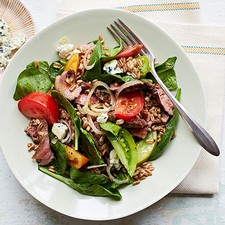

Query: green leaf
<box><xmin>49</xmin><ymin>133</ymin><xmax>67</xmax><ymax>175</ymax></box>
<box><xmin>70</xmin><ymin>167</ymin><xmax>109</xmax><ymax>185</ymax></box>
<box><xmin>13</xmin><ymin>63</ymin><xmax>52</xmax><ymax>100</ymax></box>
<box><xmin>49</xmin><ymin>61</ymin><xmax>64</xmax><ymax>83</ymax></box>
<box><xmin>39</xmin><ymin>166</ymin><xmax>122</xmax><ymax>200</ymax></box>
<box><xmin>80</xmin><ymin>128</ymin><xmax>104</xmax><ymax>165</ymax></box>
<box><xmin>83</xmin><ymin>40</ymin><xmax>103</xmax><ymax>81</ymax></box>
<box><xmin>154</xmin><ymin>57</ymin><xmax>178</xmax><ymax>91</ymax></box>
<box><xmin>110</xmin><ymin>74</ymin><xmax>136</xmax><ymax>82</ymax></box>
<box><xmin>101</xmin><ymin>39</ymin><xmax>124</xmax><ymax>61</ymax></box>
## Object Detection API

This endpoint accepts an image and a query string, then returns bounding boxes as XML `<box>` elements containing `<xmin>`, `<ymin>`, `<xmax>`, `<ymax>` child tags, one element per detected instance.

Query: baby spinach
<box><xmin>49</xmin><ymin>133</ymin><xmax>67</xmax><ymax>175</ymax></box>
<box><xmin>70</xmin><ymin>167</ymin><xmax>109</xmax><ymax>185</ymax></box>
<box><xmin>39</xmin><ymin>166</ymin><xmax>122</xmax><ymax>200</ymax></box>
<box><xmin>148</xmin><ymin>88</ymin><xmax>181</xmax><ymax>160</ymax></box>
<box><xmin>48</xmin><ymin>60</ymin><xmax>64</xmax><ymax>83</ymax></box>
<box><xmin>80</xmin><ymin>128</ymin><xmax>104</xmax><ymax>165</ymax></box>
<box><xmin>13</xmin><ymin>61</ymin><xmax>52</xmax><ymax>100</ymax></box>
<box><xmin>154</xmin><ymin>57</ymin><xmax>178</xmax><ymax>91</ymax></box>
<box><xmin>110</xmin><ymin>74</ymin><xmax>136</xmax><ymax>82</ymax></box>
<box><xmin>101</xmin><ymin>39</ymin><xmax>124</xmax><ymax>61</ymax></box>
<box><xmin>83</xmin><ymin>40</ymin><xmax>103</xmax><ymax>81</ymax></box>
<box><xmin>83</xmin><ymin>40</ymin><xmax>129</xmax><ymax>83</ymax></box>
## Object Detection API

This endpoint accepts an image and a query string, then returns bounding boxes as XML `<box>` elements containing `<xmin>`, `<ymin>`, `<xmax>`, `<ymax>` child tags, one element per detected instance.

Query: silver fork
<box><xmin>107</xmin><ymin>19</ymin><xmax>220</xmax><ymax>156</ymax></box>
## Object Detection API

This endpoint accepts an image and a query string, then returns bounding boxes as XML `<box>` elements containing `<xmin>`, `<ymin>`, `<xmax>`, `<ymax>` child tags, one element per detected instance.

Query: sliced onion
<box><xmin>87</xmin><ymin>114</ymin><xmax>106</xmax><ymax>135</ymax></box>
<box><xmin>106</xmin><ymin>165</ymin><xmax>129</xmax><ymax>184</ymax></box>
<box><xmin>85</xmin><ymin>61</ymin><xmax>96</xmax><ymax>70</ymax></box>
<box><xmin>82</xmin><ymin>80</ymin><xmax>115</xmax><ymax>116</ymax></box>
<box><xmin>115</xmin><ymin>80</ymin><xmax>143</xmax><ymax>99</ymax></box>
<box><xmin>59</xmin><ymin>120</ymin><xmax>72</xmax><ymax>144</ymax></box>
<box><xmin>90</xmin><ymin>103</ymin><xmax>110</xmax><ymax>112</ymax></box>
<box><xmin>87</xmin><ymin>164</ymin><xmax>107</xmax><ymax>169</ymax></box>
<box><xmin>77</xmin><ymin>104</ymin><xmax>86</xmax><ymax>115</ymax></box>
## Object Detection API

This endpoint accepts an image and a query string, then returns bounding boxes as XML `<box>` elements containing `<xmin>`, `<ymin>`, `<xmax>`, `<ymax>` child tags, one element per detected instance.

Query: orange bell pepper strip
<box><xmin>64</xmin><ymin>52</ymin><xmax>79</xmax><ymax>72</ymax></box>
<box><xmin>64</xmin><ymin>144</ymin><xmax>89</xmax><ymax>169</ymax></box>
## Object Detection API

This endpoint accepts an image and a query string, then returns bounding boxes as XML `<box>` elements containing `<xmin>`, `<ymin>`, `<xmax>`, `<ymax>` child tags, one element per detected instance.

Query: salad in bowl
<box><xmin>13</xmin><ymin>34</ymin><xmax>180</xmax><ymax>200</ymax></box>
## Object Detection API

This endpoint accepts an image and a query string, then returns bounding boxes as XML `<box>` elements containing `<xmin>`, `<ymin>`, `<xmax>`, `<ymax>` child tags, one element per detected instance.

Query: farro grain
<box><xmin>116</xmin><ymin>119</ymin><xmax>124</xmax><ymax>125</ymax></box>
<box><xmin>53</xmin><ymin>62</ymin><xmax>62</xmax><ymax>69</ymax></box>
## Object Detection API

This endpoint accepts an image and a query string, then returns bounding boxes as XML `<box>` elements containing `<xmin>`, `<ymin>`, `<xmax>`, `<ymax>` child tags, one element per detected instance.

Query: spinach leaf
<box><xmin>69</xmin><ymin>166</ymin><xmax>83</xmax><ymax>180</ymax></box>
<box><xmin>110</xmin><ymin>74</ymin><xmax>136</xmax><ymax>82</ymax></box>
<box><xmin>51</xmin><ymin>90</ymin><xmax>80</xmax><ymax>150</ymax></box>
<box><xmin>80</xmin><ymin>128</ymin><xmax>104</xmax><ymax>165</ymax></box>
<box><xmin>148</xmin><ymin>88</ymin><xmax>181</xmax><ymax>160</ymax></box>
<box><xmin>110</xmin><ymin>171</ymin><xmax>134</xmax><ymax>189</ymax></box>
<box><xmin>154</xmin><ymin>57</ymin><xmax>178</xmax><ymax>91</ymax></box>
<box><xmin>101</xmin><ymin>39</ymin><xmax>124</xmax><ymax>61</ymax></box>
<box><xmin>49</xmin><ymin>133</ymin><xmax>67</xmax><ymax>175</ymax></box>
<box><xmin>97</xmin><ymin>73</ymin><xmax>135</xmax><ymax>84</ymax></box>
<box><xmin>13</xmin><ymin>61</ymin><xmax>52</xmax><ymax>100</ymax></box>
<box><xmin>70</xmin><ymin>167</ymin><xmax>109</xmax><ymax>185</ymax></box>
<box><xmin>83</xmin><ymin>40</ymin><xmax>103</xmax><ymax>81</ymax></box>
<box><xmin>39</xmin><ymin>166</ymin><xmax>122</xmax><ymax>200</ymax></box>
<box><xmin>48</xmin><ymin>61</ymin><xmax>64</xmax><ymax>83</ymax></box>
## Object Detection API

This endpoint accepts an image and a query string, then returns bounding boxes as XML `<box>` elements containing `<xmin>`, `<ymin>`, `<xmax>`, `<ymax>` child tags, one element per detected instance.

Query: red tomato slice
<box><xmin>115</xmin><ymin>44</ymin><xmax>143</xmax><ymax>59</ymax></box>
<box><xmin>115</xmin><ymin>91</ymin><xmax>144</xmax><ymax>121</ymax></box>
<box><xmin>18</xmin><ymin>92</ymin><xmax>59</xmax><ymax>124</ymax></box>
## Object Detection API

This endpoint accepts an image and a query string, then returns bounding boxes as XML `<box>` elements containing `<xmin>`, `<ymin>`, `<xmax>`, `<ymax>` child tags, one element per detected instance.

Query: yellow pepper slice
<box><xmin>64</xmin><ymin>144</ymin><xmax>89</xmax><ymax>169</ymax></box>
<box><xmin>64</xmin><ymin>52</ymin><xmax>79</xmax><ymax>72</ymax></box>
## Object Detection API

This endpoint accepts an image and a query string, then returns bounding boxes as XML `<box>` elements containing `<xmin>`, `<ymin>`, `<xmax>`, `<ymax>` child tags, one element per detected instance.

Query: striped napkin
<box><xmin>57</xmin><ymin>0</ymin><xmax>225</xmax><ymax>194</ymax></box>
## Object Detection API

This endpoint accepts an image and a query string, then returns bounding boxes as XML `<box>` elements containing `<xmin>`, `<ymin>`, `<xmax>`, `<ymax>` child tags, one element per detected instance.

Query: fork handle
<box><xmin>150</xmin><ymin>61</ymin><xmax>220</xmax><ymax>156</ymax></box>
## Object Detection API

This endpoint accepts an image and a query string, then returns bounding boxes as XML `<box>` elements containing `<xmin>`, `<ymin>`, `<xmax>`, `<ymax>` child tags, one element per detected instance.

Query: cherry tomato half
<box><xmin>115</xmin><ymin>44</ymin><xmax>143</xmax><ymax>59</ymax></box>
<box><xmin>18</xmin><ymin>92</ymin><xmax>59</xmax><ymax>124</ymax></box>
<box><xmin>115</xmin><ymin>91</ymin><xmax>144</xmax><ymax>121</ymax></box>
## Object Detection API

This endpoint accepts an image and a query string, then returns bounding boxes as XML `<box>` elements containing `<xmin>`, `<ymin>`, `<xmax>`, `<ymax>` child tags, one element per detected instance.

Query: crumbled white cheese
<box><xmin>96</xmin><ymin>113</ymin><xmax>108</xmax><ymax>123</ymax></box>
<box><xmin>103</xmin><ymin>59</ymin><xmax>123</xmax><ymax>75</ymax></box>
<box><xmin>57</xmin><ymin>43</ymin><xmax>76</xmax><ymax>59</ymax></box>
<box><xmin>0</xmin><ymin>18</ymin><xmax>26</xmax><ymax>68</ymax></box>
<box><xmin>59</xmin><ymin>36</ymin><xmax>69</xmax><ymax>45</ymax></box>
<box><xmin>57</xmin><ymin>43</ymin><xmax>75</xmax><ymax>53</ymax></box>
<box><xmin>0</xmin><ymin>19</ymin><xmax>10</xmax><ymax>36</ymax></box>
<box><xmin>109</xmin><ymin>149</ymin><xmax>121</xmax><ymax>170</ymax></box>
<box><xmin>8</xmin><ymin>34</ymin><xmax>26</xmax><ymax>49</ymax></box>
<box><xmin>52</xmin><ymin>123</ymin><xmax>68</xmax><ymax>140</ymax></box>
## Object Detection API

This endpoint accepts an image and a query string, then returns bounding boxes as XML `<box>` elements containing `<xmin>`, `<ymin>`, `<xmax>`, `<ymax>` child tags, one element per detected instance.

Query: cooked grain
<box><xmin>133</xmin><ymin>161</ymin><xmax>154</xmax><ymax>185</ymax></box>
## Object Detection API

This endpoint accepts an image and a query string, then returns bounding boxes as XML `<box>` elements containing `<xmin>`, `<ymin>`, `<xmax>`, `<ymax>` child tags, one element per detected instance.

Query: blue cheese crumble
<box><xmin>0</xmin><ymin>18</ymin><xmax>26</xmax><ymax>68</ymax></box>
<box><xmin>103</xmin><ymin>59</ymin><xmax>123</xmax><ymax>75</ymax></box>
<box><xmin>97</xmin><ymin>113</ymin><xmax>108</xmax><ymax>123</ymax></box>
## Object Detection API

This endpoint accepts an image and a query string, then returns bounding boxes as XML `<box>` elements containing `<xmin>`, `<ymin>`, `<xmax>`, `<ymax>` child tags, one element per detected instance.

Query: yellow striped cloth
<box><xmin>58</xmin><ymin>0</ymin><xmax>201</xmax><ymax>24</ymax></box>
<box><xmin>58</xmin><ymin>0</ymin><xmax>225</xmax><ymax>194</ymax></box>
<box><xmin>117</xmin><ymin>2</ymin><xmax>200</xmax><ymax>12</ymax></box>
<box><xmin>182</xmin><ymin>46</ymin><xmax>225</xmax><ymax>55</ymax></box>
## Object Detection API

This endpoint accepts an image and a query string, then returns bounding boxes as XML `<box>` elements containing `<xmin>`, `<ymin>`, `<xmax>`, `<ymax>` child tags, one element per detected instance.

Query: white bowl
<box><xmin>0</xmin><ymin>8</ymin><xmax>204</xmax><ymax>221</ymax></box>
